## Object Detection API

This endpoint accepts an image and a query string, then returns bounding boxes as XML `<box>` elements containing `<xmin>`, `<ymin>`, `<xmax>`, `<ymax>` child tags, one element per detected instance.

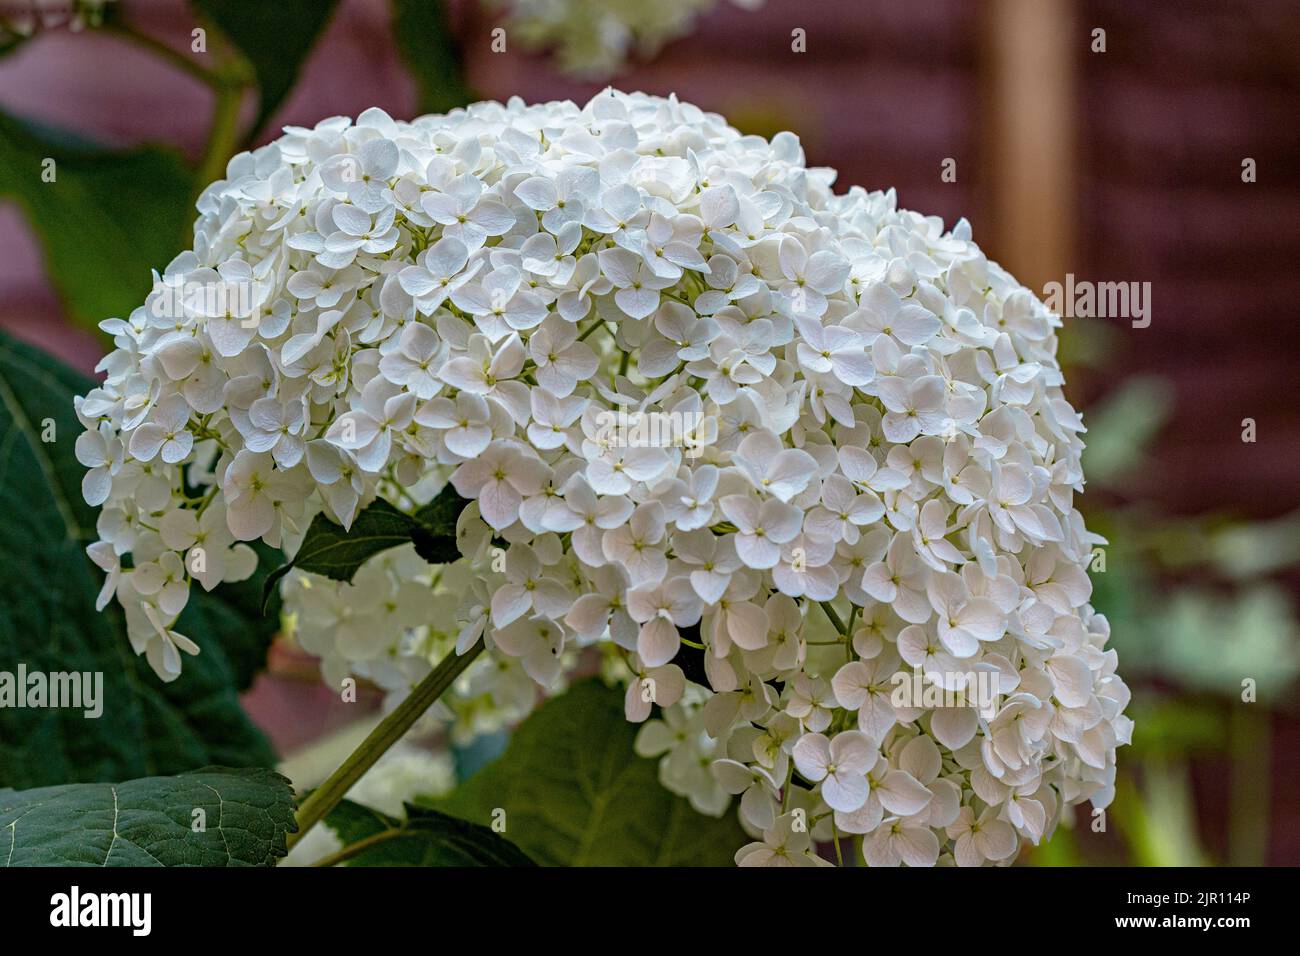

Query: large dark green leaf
<box><xmin>0</xmin><ymin>767</ymin><xmax>296</xmax><ymax>866</ymax></box>
<box><xmin>0</xmin><ymin>331</ymin><xmax>278</xmax><ymax>789</ymax></box>
<box><xmin>0</xmin><ymin>111</ymin><xmax>194</xmax><ymax>336</ymax></box>
<box><xmin>432</xmin><ymin>680</ymin><xmax>748</xmax><ymax>866</ymax></box>
<box><xmin>192</xmin><ymin>0</ymin><xmax>342</xmax><ymax>140</ymax></box>
<box><xmin>390</xmin><ymin>0</ymin><xmax>476</xmax><ymax>116</ymax></box>
<box><xmin>321</xmin><ymin>800</ymin><xmax>535</xmax><ymax>866</ymax></box>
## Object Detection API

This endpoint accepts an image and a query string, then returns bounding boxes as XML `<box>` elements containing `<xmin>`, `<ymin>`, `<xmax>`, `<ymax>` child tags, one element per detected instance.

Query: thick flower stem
<box><xmin>287</xmin><ymin>638</ymin><xmax>486</xmax><ymax>852</ymax></box>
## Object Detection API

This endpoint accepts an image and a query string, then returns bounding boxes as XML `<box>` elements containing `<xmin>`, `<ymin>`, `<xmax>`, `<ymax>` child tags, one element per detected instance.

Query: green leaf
<box><xmin>322</xmin><ymin>800</ymin><xmax>535</xmax><ymax>866</ymax></box>
<box><xmin>0</xmin><ymin>330</ymin><xmax>278</xmax><ymax>789</ymax></box>
<box><xmin>432</xmin><ymin>680</ymin><xmax>749</xmax><ymax>866</ymax></box>
<box><xmin>321</xmin><ymin>795</ymin><xmax>399</xmax><ymax>844</ymax></box>
<box><xmin>389</xmin><ymin>0</ymin><xmax>475</xmax><ymax>116</ymax></box>
<box><xmin>192</xmin><ymin>0</ymin><xmax>342</xmax><ymax>140</ymax></box>
<box><xmin>1081</xmin><ymin>376</ymin><xmax>1173</xmax><ymax>487</ymax></box>
<box><xmin>262</xmin><ymin>489</ymin><xmax>469</xmax><ymax>612</ymax></box>
<box><xmin>0</xmin><ymin>111</ymin><xmax>194</xmax><ymax>336</ymax></box>
<box><xmin>261</xmin><ymin>498</ymin><xmax>417</xmax><ymax>612</ymax></box>
<box><xmin>0</xmin><ymin>29</ymin><xmax>29</xmax><ymax>58</ymax></box>
<box><xmin>177</xmin><ymin>542</ymin><xmax>285</xmax><ymax>691</ymax></box>
<box><xmin>411</xmin><ymin>483</ymin><xmax>472</xmax><ymax>565</ymax></box>
<box><xmin>0</xmin><ymin>767</ymin><xmax>296</xmax><ymax>866</ymax></box>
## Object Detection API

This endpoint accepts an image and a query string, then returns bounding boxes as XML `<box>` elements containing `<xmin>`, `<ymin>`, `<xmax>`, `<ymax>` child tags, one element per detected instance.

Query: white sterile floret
<box><xmin>77</xmin><ymin>89</ymin><xmax>1132</xmax><ymax>866</ymax></box>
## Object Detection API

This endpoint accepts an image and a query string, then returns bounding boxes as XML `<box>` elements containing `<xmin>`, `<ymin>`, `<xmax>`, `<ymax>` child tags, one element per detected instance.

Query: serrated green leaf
<box><xmin>433</xmin><ymin>680</ymin><xmax>748</xmax><ymax>866</ymax></box>
<box><xmin>0</xmin><ymin>330</ymin><xmax>278</xmax><ymax>788</ymax></box>
<box><xmin>0</xmin><ymin>767</ymin><xmax>296</xmax><ymax>866</ymax></box>
<box><xmin>261</xmin><ymin>498</ymin><xmax>417</xmax><ymax>611</ymax></box>
<box><xmin>191</xmin><ymin>0</ymin><xmax>342</xmax><ymax>140</ymax></box>
<box><xmin>322</xmin><ymin>800</ymin><xmax>535</xmax><ymax>866</ymax></box>
<box><xmin>0</xmin><ymin>110</ymin><xmax>194</xmax><ymax>336</ymax></box>
<box><xmin>262</xmin><ymin>489</ymin><xmax>469</xmax><ymax>611</ymax></box>
<box><xmin>389</xmin><ymin>0</ymin><xmax>476</xmax><ymax>116</ymax></box>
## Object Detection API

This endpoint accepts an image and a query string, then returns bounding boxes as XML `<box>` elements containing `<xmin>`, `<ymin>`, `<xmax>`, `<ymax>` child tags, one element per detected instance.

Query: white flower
<box><xmin>223</xmin><ymin>450</ymin><xmax>278</xmax><ymax>541</ymax></box>
<box><xmin>75</xmin><ymin>425</ymin><xmax>122</xmax><ymax>506</ymax></box>
<box><xmin>490</xmin><ymin>544</ymin><xmax>574</xmax><ymax>628</ymax></box>
<box><xmin>626</xmin><ymin>575</ymin><xmax>701</xmax><ymax>666</ymax></box>
<box><xmin>398</xmin><ymin>236</ymin><xmax>477</xmax><ymax>314</ymax></box>
<box><xmin>85</xmin><ymin>540</ymin><xmax>121</xmax><ymax>611</ymax></box>
<box><xmin>602</xmin><ymin>502</ymin><xmax>668</xmax><ymax>587</ymax></box>
<box><xmin>863</xmin><ymin>815</ymin><xmax>941</xmax><ymax>867</ymax></box>
<box><xmin>450</xmin><ymin>441</ymin><xmax>547</xmax><ymax>530</ymax></box>
<box><xmin>791</xmin><ymin>730</ymin><xmax>877</xmax><ymax>812</ymax></box>
<box><xmin>245</xmin><ymin>397</ymin><xmax>307</xmax><ymax>468</ymax></box>
<box><xmin>732</xmin><ymin>430</ymin><xmax>817</xmax><ymax>502</ymax></box>
<box><xmin>711</xmin><ymin>758</ymin><xmax>780</xmax><ymax>830</ymax></box>
<box><xmin>735</xmin><ymin>812</ymin><xmax>832</xmax><ymax>867</ymax></box>
<box><xmin>417</xmin><ymin>391</ymin><xmax>494</xmax><ymax>459</ymax></box>
<box><xmin>527</xmin><ymin>318</ymin><xmax>598</xmax><ymax>397</ymax></box>
<box><xmin>127</xmin><ymin>394</ymin><xmax>193</xmax><ymax>464</ymax></box>
<box><xmin>946</xmin><ymin>805</ymin><xmax>1019</xmax><ymax>866</ymax></box>
<box><xmin>927</xmin><ymin>570</ymin><xmax>1006</xmax><ymax>658</ymax></box>
<box><xmin>624</xmin><ymin>662</ymin><xmax>685</xmax><ymax>722</ymax></box>
<box><xmin>378</xmin><ymin>323</ymin><xmax>444</xmax><ymax>399</ymax></box>
<box><xmin>158</xmin><ymin>501</ymin><xmax>256</xmax><ymax>591</ymax></box>
<box><xmin>420</xmin><ymin>174</ymin><xmax>515</xmax><ymax>251</ymax></box>
<box><xmin>720</xmin><ymin>494</ymin><xmax>802</xmax><ymax>570</ymax></box>
<box><xmin>831</xmin><ymin>654</ymin><xmax>907</xmax><ymax>740</ymax></box>
<box><xmin>806</xmin><ymin>474</ymin><xmax>884</xmax><ymax>545</ymax></box>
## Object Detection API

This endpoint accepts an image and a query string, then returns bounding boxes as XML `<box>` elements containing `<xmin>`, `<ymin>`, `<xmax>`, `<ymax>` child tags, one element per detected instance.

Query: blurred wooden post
<box><xmin>980</xmin><ymin>0</ymin><xmax>1078</xmax><ymax>292</ymax></box>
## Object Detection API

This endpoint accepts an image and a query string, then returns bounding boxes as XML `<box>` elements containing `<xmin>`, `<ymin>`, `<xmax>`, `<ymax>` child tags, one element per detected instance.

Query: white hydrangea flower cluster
<box><xmin>493</xmin><ymin>0</ymin><xmax>762</xmax><ymax>77</ymax></box>
<box><xmin>76</xmin><ymin>89</ymin><xmax>1131</xmax><ymax>866</ymax></box>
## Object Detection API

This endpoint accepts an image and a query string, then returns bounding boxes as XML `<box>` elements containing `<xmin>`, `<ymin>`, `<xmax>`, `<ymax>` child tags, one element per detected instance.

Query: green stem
<box><xmin>1228</xmin><ymin>703</ymin><xmax>1270</xmax><ymax>866</ymax></box>
<box><xmin>577</xmin><ymin>320</ymin><xmax>606</xmax><ymax>342</ymax></box>
<box><xmin>287</xmin><ymin>638</ymin><xmax>486</xmax><ymax>851</ymax></box>
<box><xmin>312</xmin><ymin>827</ymin><xmax>406</xmax><ymax>867</ymax></box>
<box><xmin>103</xmin><ymin>22</ymin><xmax>225</xmax><ymax>89</ymax></box>
<box><xmin>193</xmin><ymin>80</ymin><xmax>245</xmax><ymax>204</ymax></box>
<box><xmin>819</xmin><ymin>601</ymin><xmax>848</xmax><ymax>638</ymax></box>
<box><xmin>106</xmin><ymin>20</ymin><xmax>254</xmax><ymax>211</ymax></box>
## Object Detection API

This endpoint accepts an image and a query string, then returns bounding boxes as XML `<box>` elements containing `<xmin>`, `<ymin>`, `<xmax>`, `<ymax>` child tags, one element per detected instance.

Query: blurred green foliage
<box><xmin>1057</xmin><ymin>318</ymin><xmax>1298</xmax><ymax>866</ymax></box>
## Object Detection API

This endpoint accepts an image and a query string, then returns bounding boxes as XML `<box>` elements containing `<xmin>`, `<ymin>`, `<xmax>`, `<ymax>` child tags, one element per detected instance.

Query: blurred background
<box><xmin>1</xmin><ymin>0</ymin><xmax>1296</xmax><ymax>864</ymax></box>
